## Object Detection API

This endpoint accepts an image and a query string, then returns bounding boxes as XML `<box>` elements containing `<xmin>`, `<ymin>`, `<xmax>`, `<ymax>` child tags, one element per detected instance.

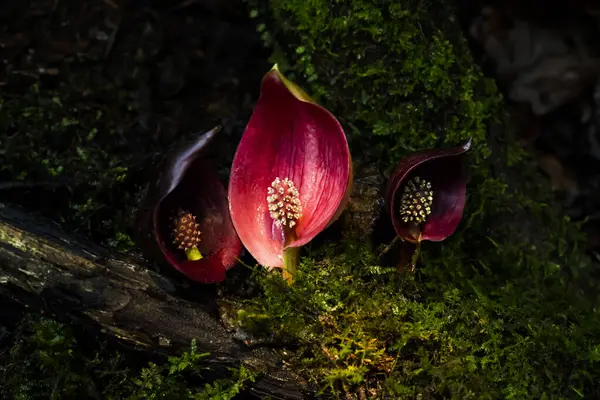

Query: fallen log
<box><xmin>0</xmin><ymin>202</ymin><xmax>307</xmax><ymax>399</ymax></box>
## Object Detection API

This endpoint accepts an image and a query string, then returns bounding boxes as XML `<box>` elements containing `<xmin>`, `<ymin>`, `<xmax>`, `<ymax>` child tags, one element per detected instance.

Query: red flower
<box><xmin>137</xmin><ymin>126</ymin><xmax>242</xmax><ymax>283</ymax></box>
<box><xmin>385</xmin><ymin>139</ymin><xmax>471</xmax><ymax>244</ymax></box>
<box><xmin>228</xmin><ymin>66</ymin><xmax>352</xmax><ymax>280</ymax></box>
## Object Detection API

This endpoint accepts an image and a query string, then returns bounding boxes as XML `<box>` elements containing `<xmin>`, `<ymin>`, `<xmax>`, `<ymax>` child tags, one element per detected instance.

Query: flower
<box><xmin>137</xmin><ymin>126</ymin><xmax>242</xmax><ymax>283</ymax></box>
<box><xmin>228</xmin><ymin>65</ymin><xmax>352</xmax><ymax>281</ymax></box>
<box><xmin>385</xmin><ymin>139</ymin><xmax>472</xmax><ymax>244</ymax></box>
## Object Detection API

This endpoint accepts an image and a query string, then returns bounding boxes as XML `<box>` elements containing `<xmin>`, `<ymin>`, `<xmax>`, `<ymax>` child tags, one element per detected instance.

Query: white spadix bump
<box><xmin>267</xmin><ymin>177</ymin><xmax>302</xmax><ymax>228</ymax></box>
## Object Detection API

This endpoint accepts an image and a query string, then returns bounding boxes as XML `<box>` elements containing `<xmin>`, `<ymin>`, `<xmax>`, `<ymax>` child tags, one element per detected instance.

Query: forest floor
<box><xmin>0</xmin><ymin>0</ymin><xmax>269</xmax><ymax>398</ymax></box>
<box><xmin>2</xmin><ymin>0</ymin><xmax>600</xmax><ymax>399</ymax></box>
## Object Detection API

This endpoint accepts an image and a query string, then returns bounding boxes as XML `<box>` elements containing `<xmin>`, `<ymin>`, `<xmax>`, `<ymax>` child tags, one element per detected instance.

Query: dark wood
<box><xmin>0</xmin><ymin>202</ymin><xmax>307</xmax><ymax>399</ymax></box>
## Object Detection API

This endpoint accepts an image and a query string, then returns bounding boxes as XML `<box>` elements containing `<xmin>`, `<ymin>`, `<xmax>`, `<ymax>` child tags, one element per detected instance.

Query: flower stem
<box><xmin>397</xmin><ymin>239</ymin><xmax>422</xmax><ymax>273</ymax></box>
<box><xmin>282</xmin><ymin>246</ymin><xmax>300</xmax><ymax>284</ymax></box>
<box><xmin>410</xmin><ymin>240</ymin><xmax>422</xmax><ymax>272</ymax></box>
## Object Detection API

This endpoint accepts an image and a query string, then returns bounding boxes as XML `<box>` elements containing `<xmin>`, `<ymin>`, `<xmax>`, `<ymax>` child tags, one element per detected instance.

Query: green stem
<box><xmin>396</xmin><ymin>239</ymin><xmax>422</xmax><ymax>273</ymax></box>
<box><xmin>282</xmin><ymin>246</ymin><xmax>300</xmax><ymax>284</ymax></box>
<box><xmin>410</xmin><ymin>240</ymin><xmax>422</xmax><ymax>272</ymax></box>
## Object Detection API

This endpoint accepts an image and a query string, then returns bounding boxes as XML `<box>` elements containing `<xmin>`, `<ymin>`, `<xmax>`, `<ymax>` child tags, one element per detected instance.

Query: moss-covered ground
<box><xmin>236</xmin><ymin>0</ymin><xmax>600</xmax><ymax>398</ymax></box>
<box><xmin>0</xmin><ymin>314</ymin><xmax>256</xmax><ymax>399</ymax></box>
<box><xmin>1</xmin><ymin>0</ymin><xmax>600</xmax><ymax>399</ymax></box>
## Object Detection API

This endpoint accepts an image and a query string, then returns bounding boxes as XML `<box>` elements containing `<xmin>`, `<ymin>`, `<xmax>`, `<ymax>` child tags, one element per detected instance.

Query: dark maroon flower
<box><xmin>385</xmin><ymin>139</ymin><xmax>472</xmax><ymax>244</ymax></box>
<box><xmin>137</xmin><ymin>126</ymin><xmax>242</xmax><ymax>283</ymax></box>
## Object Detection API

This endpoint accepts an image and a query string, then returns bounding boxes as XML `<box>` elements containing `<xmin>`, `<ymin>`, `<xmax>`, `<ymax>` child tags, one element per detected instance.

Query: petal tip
<box><xmin>265</xmin><ymin>65</ymin><xmax>316</xmax><ymax>104</ymax></box>
<box><xmin>462</xmin><ymin>137</ymin><xmax>473</xmax><ymax>151</ymax></box>
<box><xmin>201</xmin><ymin>125</ymin><xmax>221</xmax><ymax>143</ymax></box>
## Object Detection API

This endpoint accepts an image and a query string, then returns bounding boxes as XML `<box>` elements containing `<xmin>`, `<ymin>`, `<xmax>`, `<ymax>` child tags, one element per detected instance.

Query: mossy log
<box><xmin>0</xmin><ymin>202</ymin><xmax>306</xmax><ymax>400</ymax></box>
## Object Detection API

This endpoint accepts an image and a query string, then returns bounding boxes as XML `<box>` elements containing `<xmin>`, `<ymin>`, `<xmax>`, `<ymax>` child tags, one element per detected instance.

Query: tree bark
<box><xmin>0</xmin><ymin>202</ymin><xmax>307</xmax><ymax>399</ymax></box>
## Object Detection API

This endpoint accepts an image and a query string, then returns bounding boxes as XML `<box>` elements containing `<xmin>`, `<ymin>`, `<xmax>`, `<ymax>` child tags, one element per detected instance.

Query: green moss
<box><xmin>123</xmin><ymin>340</ymin><xmax>256</xmax><ymax>400</ymax></box>
<box><xmin>252</xmin><ymin>0</ymin><xmax>500</xmax><ymax>170</ymax></box>
<box><xmin>0</xmin><ymin>84</ymin><xmax>139</xmax><ymax>249</ymax></box>
<box><xmin>0</xmin><ymin>316</ymin><xmax>256</xmax><ymax>400</ymax></box>
<box><xmin>0</xmin><ymin>317</ymin><xmax>93</xmax><ymax>399</ymax></box>
<box><xmin>238</xmin><ymin>0</ymin><xmax>600</xmax><ymax>398</ymax></box>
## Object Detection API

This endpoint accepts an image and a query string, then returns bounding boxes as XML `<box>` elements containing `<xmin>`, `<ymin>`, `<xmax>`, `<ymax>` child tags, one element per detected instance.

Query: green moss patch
<box><xmin>2</xmin><ymin>0</ymin><xmax>600</xmax><ymax>398</ymax></box>
<box><xmin>0</xmin><ymin>315</ymin><xmax>256</xmax><ymax>400</ymax></box>
<box><xmin>237</xmin><ymin>0</ymin><xmax>600</xmax><ymax>398</ymax></box>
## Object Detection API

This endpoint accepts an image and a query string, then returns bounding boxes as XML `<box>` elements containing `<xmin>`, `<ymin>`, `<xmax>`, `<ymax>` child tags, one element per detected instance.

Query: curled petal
<box><xmin>386</xmin><ymin>139</ymin><xmax>471</xmax><ymax>243</ymax></box>
<box><xmin>228</xmin><ymin>68</ymin><xmax>351</xmax><ymax>267</ymax></box>
<box><xmin>137</xmin><ymin>127</ymin><xmax>242</xmax><ymax>283</ymax></box>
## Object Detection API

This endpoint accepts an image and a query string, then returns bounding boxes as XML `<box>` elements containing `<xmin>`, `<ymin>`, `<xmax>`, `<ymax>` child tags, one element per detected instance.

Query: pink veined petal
<box><xmin>286</xmin><ymin>102</ymin><xmax>350</xmax><ymax>248</ymax></box>
<box><xmin>228</xmin><ymin>70</ymin><xmax>350</xmax><ymax>267</ymax></box>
